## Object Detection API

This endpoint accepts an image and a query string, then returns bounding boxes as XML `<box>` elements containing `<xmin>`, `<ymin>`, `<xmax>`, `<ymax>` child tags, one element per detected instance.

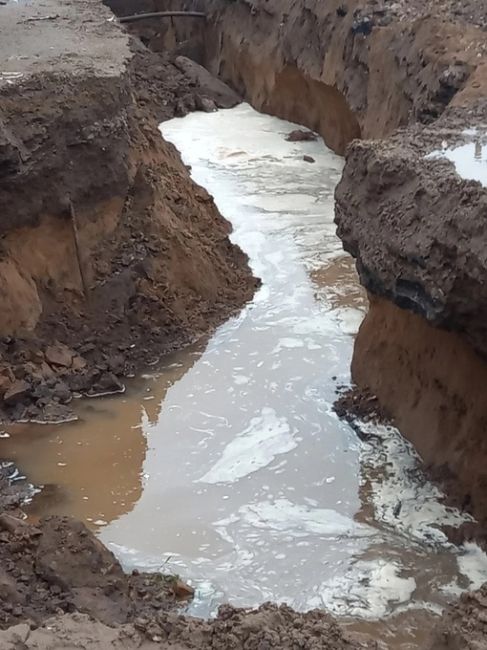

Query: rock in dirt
<box><xmin>173</xmin><ymin>56</ymin><xmax>242</xmax><ymax>109</ymax></box>
<box><xmin>45</xmin><ymin>343</ymin><xmax>75</xmax><ymax>368</ymax></box>
<box><xmin>3</xmin><ymin>380</ymin><xmax>30</xmax><ymax>406</ymax></box>
<box><xmin>88</xmin><ymin>372</ymin><xmax>125</xmax><ymax>396</ymax></box>
<box><xmin>303</xmin><ymin>155</ymin><xmax>316</xmax><ymax>163</ymax></box>
<box><xmin>0</xmin><ymin>375</ymin><xmax>11</xmax><ymax>397</ymax></box>
<box><xmin>286</xmin><ymin>129</ymin><xmax>318</xmax><ymax>142</ymax></box>
<box><xmin>171</xmin><ymin>579</ymin><xmax>195</xmax><ymax>600</ymax></box>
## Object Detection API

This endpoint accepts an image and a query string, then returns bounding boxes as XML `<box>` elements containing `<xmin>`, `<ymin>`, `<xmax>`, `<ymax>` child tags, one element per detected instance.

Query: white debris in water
<box><xmin>426</xmin><ymin>129</ymin><xmax>487</xmax><ymax>187</ymax></box>
<box><xmin>319</xmin><ymin>559</ymin><xmax>417</xmax><ymax>619</ymax></box>
<box><xmin>233</xmin><ymin>375</ymin><xmax>250</xmax><ymax>385</ymax></box>
<box><xmin>457</xmin><ymin>542</ymin><xmax>487</xmax><ymax>589</ymax></box>
<box><xmin>230</xmin><ymin>498</ymin><xmax>375</xmax><ymax>538</ymax></box>
<box><xmin>197</xmin><ymin>408</ymin><xmax>296</xmax><ymax>484</ymax></box>
<box><xmin>359</xmin><ymin>421</ymin><xmax>473</xmax><ymax>544</ymax></box>
<box><xmin>272</xmin><ymin>337</ymin><xmax>305</xmax><ymax>353</ymax></box>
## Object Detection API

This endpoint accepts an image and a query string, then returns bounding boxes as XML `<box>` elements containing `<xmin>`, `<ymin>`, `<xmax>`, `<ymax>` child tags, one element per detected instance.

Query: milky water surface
<box><xmin>5</xmin><ymin>104</ymin><xmax>487</xmax><ymax>647</ymax></box>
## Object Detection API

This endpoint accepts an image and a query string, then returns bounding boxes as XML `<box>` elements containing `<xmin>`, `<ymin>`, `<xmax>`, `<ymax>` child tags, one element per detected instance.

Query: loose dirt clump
<box><xmin>0</xmin><ymin>602</ymin><xmax>375</xmax><ymax>649</ymax></box>
<box><xmin>285</xmin><ymin>129</ymin><xmax>318</xmax><ymax>142</ymax></box>
<box><xmin>429</xmin><ymin>584</ymin><xmax>487</xmax><ymax>649</ymax></box>
<box><xmin>333</xmin><ymin>386</ymin><xmax>390</xmax><ymax>426</ymax></box>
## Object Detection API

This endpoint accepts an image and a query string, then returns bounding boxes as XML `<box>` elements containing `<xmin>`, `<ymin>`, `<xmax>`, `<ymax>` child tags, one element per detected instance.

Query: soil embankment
<box><xmin>0</xmin><ymin>0</ymin><xmax>256</xmax><ymax>424</ymax></box>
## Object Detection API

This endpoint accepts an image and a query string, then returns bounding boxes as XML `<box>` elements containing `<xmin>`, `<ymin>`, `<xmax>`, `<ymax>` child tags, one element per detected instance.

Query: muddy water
<box><xmin>3</xmin><ymin>104</ymin><xmax>487</xmax><ymax>647</ymax></box>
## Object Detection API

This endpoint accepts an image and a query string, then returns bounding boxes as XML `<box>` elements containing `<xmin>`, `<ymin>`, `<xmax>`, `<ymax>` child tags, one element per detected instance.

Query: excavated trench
<box><xmin>2</xmin><ymin>0</ymin><xmax>487</xmax><ymax>647</ymax></box>
<box><xmin>8</xmin><ymin>102</ymin><xmax>487</xmax><ymax>650</ymax></box>
<box><xmin>107</xmin><ymin>0</ymin><xmax>487</xmax><ymax>539</ymax></box>
<box><xmin>173</xmin><ymin>0</ymin><xmax>487</xmax><ymax>540</ymax></box>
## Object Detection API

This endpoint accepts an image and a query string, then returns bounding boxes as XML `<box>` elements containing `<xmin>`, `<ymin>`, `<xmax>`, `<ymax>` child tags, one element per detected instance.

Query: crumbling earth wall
<box><xmin>0</xmin><ymin>0</ymin><xmax>256</xmax><ymax>423</ymax></box>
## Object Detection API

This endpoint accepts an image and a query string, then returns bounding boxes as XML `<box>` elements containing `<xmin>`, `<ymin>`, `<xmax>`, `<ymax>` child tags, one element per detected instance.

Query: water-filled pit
<box><xmin>3</xmin><ymin>105</ymin><xmax>487</xmax><ymax>648</ymax></box>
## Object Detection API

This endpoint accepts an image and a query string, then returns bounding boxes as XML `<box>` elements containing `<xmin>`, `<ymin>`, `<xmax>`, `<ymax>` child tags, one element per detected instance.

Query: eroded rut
<box><xmin>3</xmin><ymin>105</ymin><xmax>487</xmax><ymax>648</ymax></box>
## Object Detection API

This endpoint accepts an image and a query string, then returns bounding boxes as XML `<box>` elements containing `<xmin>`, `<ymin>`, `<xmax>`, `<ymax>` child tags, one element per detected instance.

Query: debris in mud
<box><xmin>303</xmin><ymin>154</ymin><xmax>316</xmax><ymax>163</ymax></box>
<box><xmin>286</xmin><ymin>129</ymin><xmax>318</xmax><ymax>142</ymax></box>
<box><xmin>0</xmin><ymin>602</ymin><xmax>377</xmax><ymax>649</ymax></box>
<box><xmin>333</xmin><ymin>385</ymin><xmax>391</xmax><ymax>441</ymax></box>
<box><xmin>0</xmin><ymin>464</ymin><xmax>30</xmax><ymax>512</ymax></box>
<box><xmin>430</xmin><ymin>583</ymin><xmax>487</xmax><ymax>649</ymax></box>
<box><xmin>0</xmin><ymin>515</ymin><xmax>182</xmax><ymax>630</ymax></box>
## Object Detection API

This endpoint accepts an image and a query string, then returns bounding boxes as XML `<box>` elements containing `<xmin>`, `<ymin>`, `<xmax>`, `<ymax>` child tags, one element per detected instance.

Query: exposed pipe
<box><xmin>119</xmin><ymin>11</ymin><xmax>206</xmax><ymax>23</ymax></box>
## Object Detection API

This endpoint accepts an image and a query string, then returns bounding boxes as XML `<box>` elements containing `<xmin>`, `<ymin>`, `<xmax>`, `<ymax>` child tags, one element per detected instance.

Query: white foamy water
<box><xmin>10</xmin><ymin>105</ymin><xmax>487</xmax><ymax>644</ymax></box>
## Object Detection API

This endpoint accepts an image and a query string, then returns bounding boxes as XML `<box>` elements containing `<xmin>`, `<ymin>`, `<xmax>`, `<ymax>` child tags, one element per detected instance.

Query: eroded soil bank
<box><xmin>0</xmin><ymin>0</ymin><xmax>257</xmax><ymax>425</ymax></box>
<box><xmin>144</xmin><ymin>0</ymin><xmax>487</xmax><ymax>644</ymax></box>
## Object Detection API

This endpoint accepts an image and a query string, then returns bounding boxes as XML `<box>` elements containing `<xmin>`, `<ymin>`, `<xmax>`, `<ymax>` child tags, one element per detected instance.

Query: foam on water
<box><xmin>198</xmin><ymin>408</ymin><xmax>296</xmax><ymax>484</ymax></box>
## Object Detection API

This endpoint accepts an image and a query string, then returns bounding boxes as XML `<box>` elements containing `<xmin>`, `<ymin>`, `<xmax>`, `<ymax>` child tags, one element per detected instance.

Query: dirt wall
<box><xmin>353</xmin><ymin>295</ymin><xmax>487</xmax><ymax>534</ymax></box>
<box><xmin>160</xmin><ymin>0</ymin><xmax>485</xmax><ymax>155</ymax></box>
<box><xmin>0</xmin><ymin>0</ymin><xmax>255</xmax><ymax>422</ymax></box>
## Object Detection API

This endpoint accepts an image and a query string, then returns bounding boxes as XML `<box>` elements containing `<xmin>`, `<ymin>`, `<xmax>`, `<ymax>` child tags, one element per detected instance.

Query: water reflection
<box><xmin>2</xmin><ymin>349</ymin><xmax>202</xmax><ymax>524</ymax></box>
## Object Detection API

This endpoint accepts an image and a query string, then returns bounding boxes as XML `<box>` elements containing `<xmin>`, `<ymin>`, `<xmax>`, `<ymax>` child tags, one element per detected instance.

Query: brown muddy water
<box><xmin>3</xmin><ymin>105</ymin><xmax>487</xmax><ymax>648</ymax></box>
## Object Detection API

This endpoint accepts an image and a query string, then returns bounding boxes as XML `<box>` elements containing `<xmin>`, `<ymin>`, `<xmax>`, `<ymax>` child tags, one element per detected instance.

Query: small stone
<box><xmin>196</xmin><ymin>96</ymin><xmax>217</xmax><ymax>112</ymax></box>
<box><xmin>78</xmin><ymin>342</ymin><xmax>96</xmax><ymax>355</ymax></box>
<box><xmin>40</xmin><ymin>362</ymin><xmax>55</xmax><ymax>379</ymax></box>
<box><xmin>303</xmin><ymin>155</ymin><xmax>315</xmax><ymax>163</ymax></box>
<box><xmin>71</xmin><ymin>356</ymin><xmax>87</xmax><ymax>371</ymax></box>
<box><xmin>52</xmin><ymin>381</ymin><xmax>71</xmax><ymax>404</ymax></box>
<box><xmin>3</xmin><ymin>380</ymin><xmax>30</xmax><ymax>405</ymax></box>
<box><xmin>0</xmin><ymin>375</ymin><xmax>12</xmax><ymax>397</ymax></box>
<box><xmin>106</xmin><ymin>354</ymin><xmax>124</xmax><ymax>374</ymax></box>
<box><xmin>0</xmin><ymin>366</ymin><xmax>15</xmax><ymax>383</ymax></box>
<box><xmin>45</xmin><ymin>343</ymin><xmax>75</xmax><ymax>368</ymax></box>
<box><xmin>90</xmin><ymin>372</ymin><xmax>124</xmax><ymax>396</ymax></box>
<box><xmin>172</xmin><ymin>579</ymin><xmax>195</xmax><ymax>600</ymax></box>
<box><xmin>285</xmin><ymin>129</ymin><xmax>318</xmax><ymax>142</ymax></box>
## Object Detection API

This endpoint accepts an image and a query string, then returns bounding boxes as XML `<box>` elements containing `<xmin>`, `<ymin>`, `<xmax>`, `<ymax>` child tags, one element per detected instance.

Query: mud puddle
<box><xmin>3</xmin><ymin>104</ymin><xmax>487</xmax><ymax>648</ymax></box>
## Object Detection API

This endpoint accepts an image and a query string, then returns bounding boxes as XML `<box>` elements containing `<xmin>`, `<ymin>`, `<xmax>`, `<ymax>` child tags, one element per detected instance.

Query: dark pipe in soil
<box><xmin>119</xmin><ymin>11</ymin><xmax>206</xmax><ymax>23</ymax></box>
